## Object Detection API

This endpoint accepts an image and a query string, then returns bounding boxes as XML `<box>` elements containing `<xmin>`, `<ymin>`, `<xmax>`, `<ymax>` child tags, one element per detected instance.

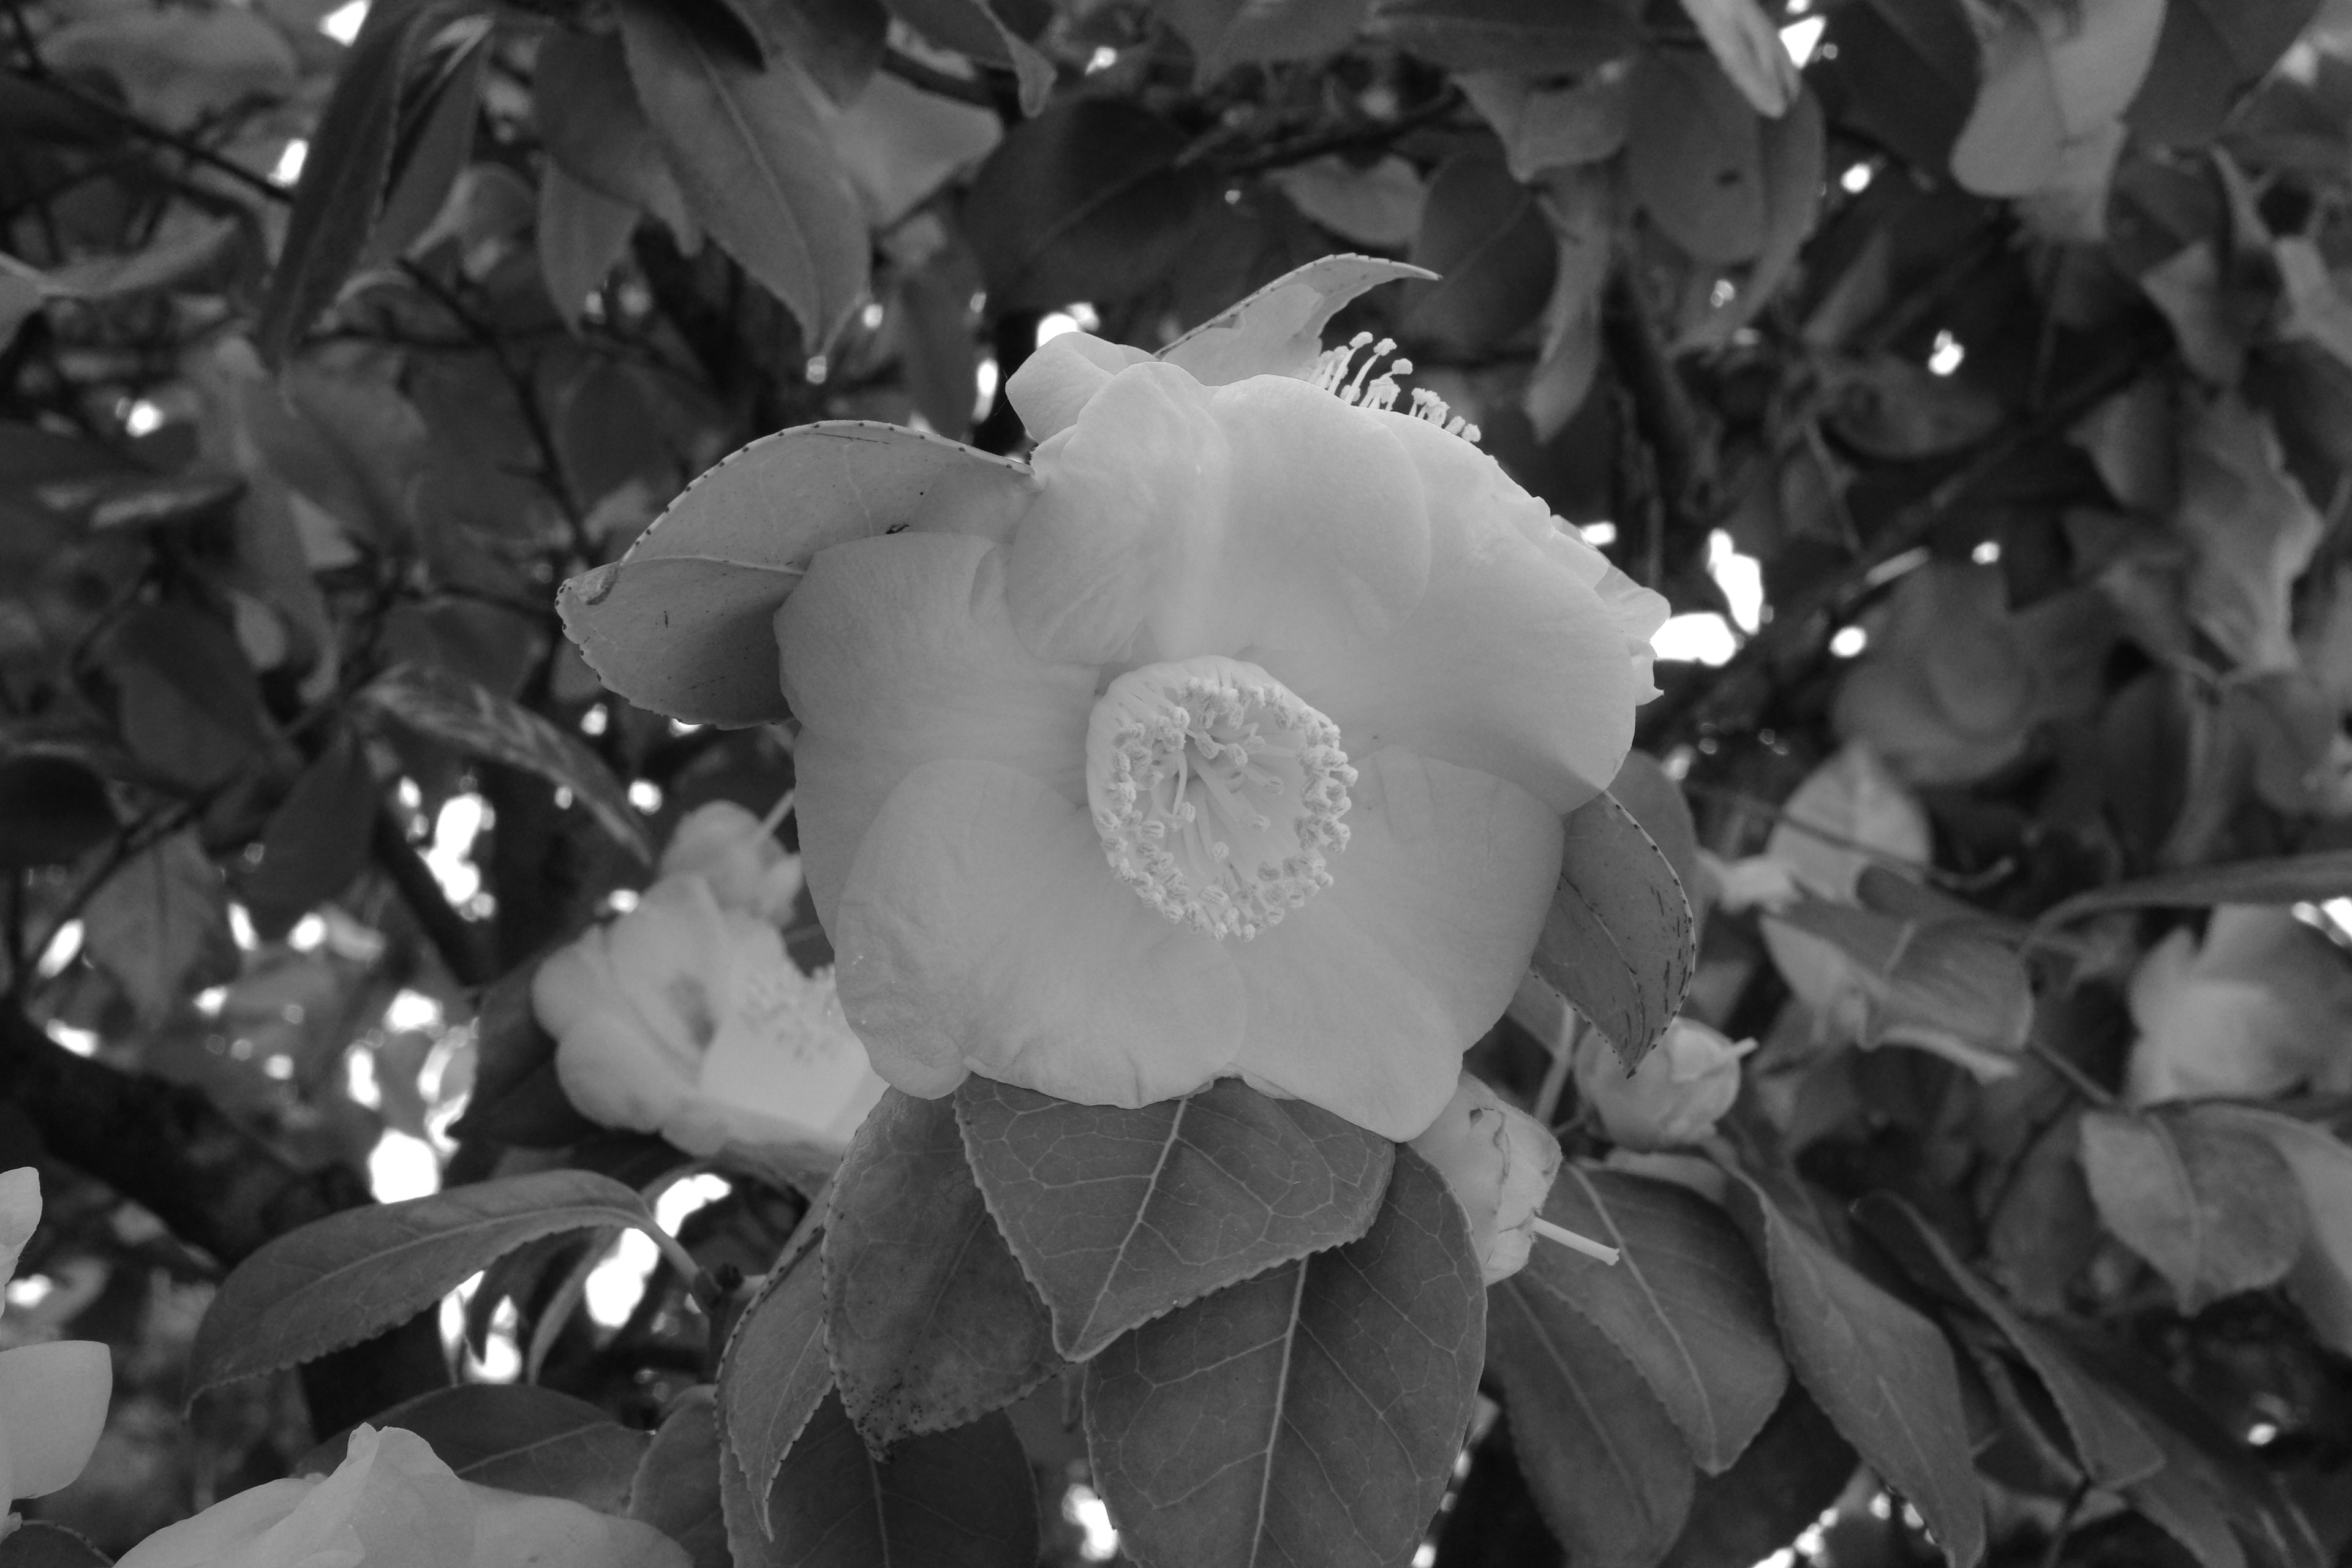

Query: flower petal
<box><xmin>112</xmin><ymin>1480</ymin><xmax>320</xmax><ymax>1568</ymax></box>
<box><xmin>0</xmin><ymin>1340</ymin><xmax>110</xmax><ymax>1498</ymax></box>
<box><xmin>1005</xmin><ymin>361</ymin><xmax>1226</xmax><ymax>665</ymax></box>
<box><xmin>1260</xmin><ymin>507</ymin><xmax>1648</xmax><ymax>814</ymax></box>
<box><xmin>466</xmin><ymin>1485</ymin><xmax>692</xmax><ymax>1568</ymax></box>
<box><xmin>1005</xmin><ymin>330</ymin><xmax>1153</xmax><ymax>443</ymax></box>
<box><xmin>834</xmin><ymin>758</ymin><xmax>1244</xmax><ymax>1106</ymax></box>
<box><xmin>693</xmin><ymin>962</ymin><xmax>889</xmax><ymax>1150</ymax></box>
<box><xmin>777</xmin><ymin>532</ymin><xmax>1097</xmax><ymax>930</ymax></box>
<box><xmin>1228</xmin><ymin>747</ymin><xmax>1562</xmax><ymax>1139</ymax></box>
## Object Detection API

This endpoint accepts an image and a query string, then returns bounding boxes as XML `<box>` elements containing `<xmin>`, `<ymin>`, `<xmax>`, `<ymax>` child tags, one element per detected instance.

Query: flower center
<box><xmin>1085</xmin><ymin>656</ymin><xmax>1356</xmax><ymax>940</ymax></box>
<box><xmin>1305</xmin><ymin>331</ymin><xmax>1483</xmax><ymax>442</ymax></box>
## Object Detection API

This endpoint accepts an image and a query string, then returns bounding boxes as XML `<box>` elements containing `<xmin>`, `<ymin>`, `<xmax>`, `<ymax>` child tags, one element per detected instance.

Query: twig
<box><xmin>0</xmin><ymin>66</ymin><xmax>290</xmax><ymax>206</ymax></box>
<box><xmin>1219</xmin><ymin>88</ymin><xmax>1466</xmax><ymax>176</ymax></box>
<box><xmin>2039</xmin><ymin>1480</ymin><xmax>2090</xmax><ymax>1568</ymax></box>
<box><xmin>2027</xmin><ymin>1038</ymin><xmax>2118</xmax><ymax>1110</ymax></box>
<box><xmin>371</xmin><ymin>804</ymin><xmax>494</xmax><ymax>989</ymax></box>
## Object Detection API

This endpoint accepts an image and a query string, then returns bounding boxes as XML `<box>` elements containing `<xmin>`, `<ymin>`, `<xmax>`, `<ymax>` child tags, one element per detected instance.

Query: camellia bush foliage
<box><xmin>7</xmin><ymin>0</ymin><xmax>2352</xmax><ymax>1562</ymax></box>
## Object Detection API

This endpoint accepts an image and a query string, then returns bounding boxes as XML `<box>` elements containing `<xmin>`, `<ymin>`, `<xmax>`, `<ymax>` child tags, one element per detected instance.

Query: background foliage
<box><xmin>6</xmin><ymin>0</ymin><xmax>2352</xmax><ymax>1563</ymax></box>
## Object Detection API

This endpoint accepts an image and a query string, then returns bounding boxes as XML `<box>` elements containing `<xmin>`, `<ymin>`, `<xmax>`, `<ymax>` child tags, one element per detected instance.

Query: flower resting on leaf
<box><xmin>0</xmin><ymin>1167</ymin><xmax>110</xmax><ymax>1513</ymax></box>
<box><xmin>1575</xmin><ymin>1017</ymin><xmax>1755</xmax><ymax>1151</ymax></box>
<box><xmin>533</xmin><ymin>814</ymin><xmax>886</xmax><ymax>1166</ymax></box>
<box><xmin>784</xmin><ymin>317</ymin><xmax>1667</xmax><ymax>1140</ymax></box>
<box><xmin>2125</xmin><ymin>905</ymin><xmax>2352</xmax><ymax>1105</ymax></box>
<box><xmin>112</xmin><ymin>1423</ymin><xmax>687</xmax><ymax>1568</ymax></box>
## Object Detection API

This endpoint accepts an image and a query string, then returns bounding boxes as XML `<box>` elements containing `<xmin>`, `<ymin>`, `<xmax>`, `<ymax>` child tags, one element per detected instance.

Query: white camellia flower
<box><xmin>2125</xmin><ymin>905</ymin><xmax>2352</xmax><ymax>1104</ymax></box>
<box><xmin>112</xmin><ymin>1424</ymin><xmax>687</xmax><ymax>1567</ymax></box>
<box><xmin>1575</xmin><ymin>1017</ymin><xmax>1755</xmax><ymax>1152</ymax></box>
<box><xmin>533</xmin><ymin>874</ymin><xmax>886</xmax><ymax>1170</ymax></box>
<box><xmin>1408</xmin><ymin>1073</ymin><xmax>1564</xmax><ymax>1285</ymax></box>
<box><xmin>655</xmin><ymin>799</ymin><xmax>805</xmax><ymax>926</ymax></box>
<box><xmin>0</xmin><ymin>1167</ymin><xmax>111</xmax><ymax>1511</ymax></box>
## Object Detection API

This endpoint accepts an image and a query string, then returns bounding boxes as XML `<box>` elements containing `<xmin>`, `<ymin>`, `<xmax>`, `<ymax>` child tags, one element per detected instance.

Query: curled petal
<box><xmin>0</xmin><ymin>1167</ymin><xmax>37</xmax><ymax>1286</ymax></box>
<box><xmin>778</xmin><ymin>533</ymin><xmax>1097</xmax><ymax>930</ymax></box>
<box><xmin>0</xmin><ymin>1340</ymin><xmax>110</xmax><ymax>1498</ymax></box>
<box><xmin>834</xmin><ymin>758</ymin><xmax>1244</xmax><ymax>1106</ymax></box>
<box><xmin>1229</xmin><ymin>747</ymin><xmax>1562</xmax><ymax>1140</ymax></box>
<box><xmin>1005</xmin><ymin>331</ymin><xmax>1152</xmax><ymax>443</ymax></box>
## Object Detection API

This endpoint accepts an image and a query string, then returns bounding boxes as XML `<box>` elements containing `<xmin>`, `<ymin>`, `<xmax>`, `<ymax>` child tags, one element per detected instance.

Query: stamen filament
<box><xmin>1531</xmin><ymin>1216</ymin><xmax>1621</xmax><ymax>1265</ymax></box>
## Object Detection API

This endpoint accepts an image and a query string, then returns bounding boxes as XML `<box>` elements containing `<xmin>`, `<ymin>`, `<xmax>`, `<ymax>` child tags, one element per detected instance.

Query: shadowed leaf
<box><xmin>2078</xmin><ymin>1107</ymin><xmax>2305</xmax><ymax>1313</ymax></box>
<box><xmin>718</xmin><ymin>1250</ymin><xmax>832</xmax><ymax>1512</ymax></box>
<box><xmin>1532</xmin><ymin>789</ymin><xmax>1695</xmax><ymax>1071</ymax></box>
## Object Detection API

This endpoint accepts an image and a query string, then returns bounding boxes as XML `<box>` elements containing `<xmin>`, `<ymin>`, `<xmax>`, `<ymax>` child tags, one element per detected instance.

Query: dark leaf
<box><xmin>752</xmin><ymin>1393</ymin><xmax>1039</xmax><ymax>1567</ymax></box>
<box><xmin>1853</xmin><ymin>1194</ymin><xmax>2163</xmax><ymax>1488</ymax></box>
<box><xmin>0</xmin><ymin>755</ymin><xmax>115</xmax><ymax>871</ymax></box>
<box><xmin>743</xmin><ymin>0</ymin><xmax>889</xmax><ymax>103</ymax></box>
<box><xmin>360</xmin><ymin>26</ymin><xmax>490</xmax><ymax>267</ymax></box>
<box><xmin>557</xmin><ymin>421</ymin><xmax>1030</xmax><ymax>727</ymax></box>
<box><xmin>630</xmin><ymin>1387</ymin><xmax>731</xmax><ymax>1568</ymax></box>
<box><xmin>258</xmin><ymin>0</ymin><xmax>481</xmax><ymax>363</ymax></box>
<box><xmin>718</xmin><ymin>1246</ymin><xmax>832</xmax><ymax>1505</ymax></box>
<box><xmin>1604</xmin><ymin>752</ymin><xmax>1702</xmax><ymax>934</ymax></box>
<box><xmin>1083</xmin><ymin>1147</ymin><xmax>1485</xmax><ymax>1568</ymax></box>
<box><xmin>100</xmin><ymin>602</ymin><xmax>269</xmax><ymax>789</ymax></box>
<box><xmin>360</xmin><ymin>662</ymin><xmax>650</xmax><ymax>861</ymax></box>
<box><xmin>303</xmin><ymin>1384</ymin><xmax>649</xmax><ymax>1510</ymax></box>
<box><xmin>1681</xmin><ymin>89</ymin><xmax>1825</xmax><ymax>350</ymax></box>
<box><xmin>242</xmin><ymin>733</ymin><xmax>377</xmax><ymax>940</ymax></box>
<box><xmin>1627</xmin><ymin>50</ymin><xmax>1766</xmax><ymax>265</ymax></box>
<box><xmin>1159</xmin><ymin>0</ymin><xmax>1373</xmax><ymax>80</ymax></box>
<box><xmin>963</xmin><ymin>100</ymin><xmax>1215</xmax><ymax>312</ymax></box>
<box><xmin>0</xmin><ymin>1525</ymin><xmax>109</xmax><ymax>1567</ymax></box>
<box><xmin>1530</xmin><ymin>788</ymin><xmax>1695</xmax><ymax>1072</ymax></box>
<box><xmin>1490</xmin><ymin>1270</ymin><xmax>1696</xmax><ymax>1568</ymax></box>
<box><xmin>449</xmin><ymin>962</ymin><xmax>602</xmax><ymax>1148</ymax></box>
<box><xmin>617</xmin><ymin>0</ymin><xmax>869</xmax><ymax>347</ymax></box>
<box><xmin>2036</xmin><ymin>851</ymin><xmax>2352</xmax><ymax>925</ymax></box>
<box><xmin>883</xmin><ymin>0</ymin><xmax>1054</xmax><ymax>112</ymax></box>
<box><xmin>83</xmin><ymin>829</ymin><xmax>236</xmax><ymax>1025</ymax></box>
<box><xmin>2078</xmin><ymin>1108</ymin><xmax>2305</xmax><ymax>1313</ymax></box>
<box><xmin>2128</xmin><ymin>0</ymin><xmax>2321</xmax><ymax>146</ymax></box>
<box><xmin>1405</xmin><ymin>151</ymin><xmax>1555</xmax><ymax>356</ymax></box>
<box><xmin>1526</xmin><ymin>1166</ymin><xmax>1786</xmax><ymax>1474</ymax></box>
<box><xmin>824</xmin><ymin>1090</ymin><xmax>1060</xmax><ymax>1448</ymax></box>
<box><xmin>533</xmin><ymin>29</ymin><xmax>692</xmax><ymax>235</ymax></box>
<box><xmin>1819</xmin><ymin>0</ymin><xmax>1979</xmax><ymax>172</ymax></box>
<box><xmin>956</xmin><ymin>1075</ymin><xmax>1393</xmax><ymax>1361</ymax></box>
<box><xmin>1369</xmin><ymin>0</ymin><xmax>1640</xmax><ymax>73</ymax></box>
<box><xmin>1721</xmin><ymin>1169</ymin><xmax>1985</xmax><ymax>1568</ymax></box>
<box><xmin>187</xmin><ymin>1170</ymin><xmax>659</xmax><ymax>1398</ymax></box>
<box><xmin>538</xmin><ymin>164</ymin><xmax>641</xmax><ymax>329</ymax></box>
<box><xmin>1659</xmin><ymin>1389</ymin><xmax>1856</xmax><ymax>1568</ymax></box>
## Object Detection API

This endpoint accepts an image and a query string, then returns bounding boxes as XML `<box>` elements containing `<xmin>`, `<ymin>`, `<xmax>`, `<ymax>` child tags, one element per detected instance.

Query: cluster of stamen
<box><xmin>1305</xmin><ymin>332</ymin><xmax>1482</xmax><ymax>442</ymax></box>
<box><xmin>1088</xmin><ymin>658</ymin><xmax>1356</xmax><ymax>941</ymax></box>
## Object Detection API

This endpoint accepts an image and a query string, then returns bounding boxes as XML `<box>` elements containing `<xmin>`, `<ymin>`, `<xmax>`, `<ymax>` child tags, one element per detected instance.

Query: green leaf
<box><xmin>100</xmin><ymin>602</ymin><xmax>270</xmax><ymax>789</ymax></box>
<box><xmin>243</xmin><ymin>733</ymin><xmax>377</xmax><ymax>940</ymax></box>
<box><xmin>187</xmin><ymin>1170</ymin><xmax>660</xmax><ymax>1398</ymax></box>
<box><xmin>1628</xmin><ymin>50</ymin><xmax>1766</xmax><ymax>265</ymax></box>
<box><xmin>883</xmin><ymin>0</ymin><xmax>1054</xmax><ymax>113</ymax></box>
<box><xmin>305</xmin><ymin>1384</ymin><xmax>649</xmax><ymax>1509</ymax></box>
<box><xmin>2128</xmin><ymin>0</ymin><xmax>2320</xmax><ymax>147</ymax></box>
<box><xmin>1950</xmin><ymin>0</ymin><xmax>2165</xmax><ymax>198</ymax></box>
<box><xmin>1765</xmin><ymin>901</ymin><xmax>2033</xmax><ymax>1079</ymax></box>
<box><xmin>538</xmin><ymin>163</ymin><xmax>641</xmax><ymax>330</ymax></box>
<box><xmin>1525</xmin><ymin>1167</ymin><xmax>1786</xmax><ymax>1474</ymax></box>
<box><xmin>630</xmin><ymin>1388</ymin><xmax>730</xmax><ymax>1568</ymax></box>
<box><xmin>0</xmin><ymin>755</ymin><xmax>115</xmax><ymax>871</ymax></box>
<box><xmin>0</xmin><ymin>1523</ymin><xmax>110</xmax><ymax>1567</ymax></box>
<box><xmin>2078</xmin><ymin>1107</ymin><xmax>2305</xmax><ymax>1313</ymax></box>
<box><xmin>1821</xmin><ymin>0</ymin><xmax>1979</xmax><ymax>173</ymax></box>
<box><xmin>1369</xmin><ymin>0</ymin><xmax>1640</xmax><ymax>73</ymax></box>
<box><xmin>1659</xmin><ymin>1389</ymin><xmax>1856</xmax><ymax>1568</ymax></box>
<box><xmin>956</xmin><ymin>1076</ymin><xmax>1393</xmax><ymax>1361</ymax></box>
<box><xmin>750</xmin><ymin>1393</ymin><xmax>1039</xmax><ymax>1566</ymax></box>
<box><xmin>1679</xmin><ymin>88</ymin><xmax>1823</xmax><ymax>352</ymax></box>
<box><xmin>1490</xmin><ymin>1272</ymin><xmax>1695</xmax><ymax>1567</ymax></box>
<box><xmin>617</xmin><ymin>0</ymin><xmax>869</xmax><ymax>349</ymax></box>
<box><xmin>2037</xmin><ymin>851</ymin><xmax>2352</xmax><ymax>925</ymax></box>
<box><xmin>556</xmin><ymin>421</ymin><xmax>1030</xmax><ymax>726</ymax></box>
<box><xmin>1082</xmin><ymin>1147</ymin><xmax>1485</xmax><ymax>1568</ymax></box>
<box><xmin>1530</xmin><ymin>788</ymin><xmax>1696</xmax><ymax>1072</ymax></box>
<box><xmin>533</xmin><ymin>29</ymin><xmax>693</xmax><ymax>237</ymax></box>
<box><xmin>360</xmin><ymin>662</ymin><xmax>651</xmax><ymax>861</ymax></box>
<box><xmin>1853</xmin><ymin>1194</ymin><xmax>2163</xmax><ymax>1488</ymax></box>
<box><xmin>1523</xmin><ymin>165</ymin><xmax>1610</xmax><ymax>440</ymax></box>
<box><xmin>717</xmin><ymin>1254</ymin><xmax>832</xmax><ymax>1520</ymax></box>
<box><xmin>449</xmin><ymin>963</ymin><xmax>601</xmax><ymax>1149</ymax></box>
<box><xmin>258</xmin><ymin>0</ymin><xmax>481</xmax><ymax>363</ymax></box>
<box><xmin>962</xmin><ymin>100</ymin><xmax>1216</xmax><ymax>312</ymax></box>
<box><xmin>824</xmin><ymin>1090</ymin><xmax>1061</xmax><ymax>1448</ymax></box>
<box><xmin>1159</xmin><ymin>253</ymin><xmax>1436</xmax><ymax>386</ymax></box>
<box><xmin>360</xmin><ymin>24</ymin><xmax>491</xmax><ymax>268</ymax></box>
<box><xmin>1820</xmin><ymin>353</ymin><xmax>2005</xmax><ymax>460</ymax></box>
<box><xmin>1156</xmin><ymin>0</ymin><xmax>1373</xmax><ymax>80</ymax></box>
<box><xmin>1404</xmin><ymin>151</ymin><xmax>1555</xmax><ymax>356</ymax></box>
<box><xmin>2169</xmin><ymin>1106</ymin><xmax>2352</xmax><ymax>1355</ymax></box>
<box><xmin>83</xmin><ymin>829</ymin><xmax>236</xmax><ymax>1026</ymax></box>
<box><xmin>1720</xmin><ymin>1168</ymin><xmax>1985</xmax><ymax>1568</ymax></box>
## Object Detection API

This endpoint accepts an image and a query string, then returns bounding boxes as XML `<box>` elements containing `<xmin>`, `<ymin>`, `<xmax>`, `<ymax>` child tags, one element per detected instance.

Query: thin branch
<box><xmin>371</xmin><ymin>804</ymin><xmax>493</xmax><ymax>989</ymax></box>
<box><xmin>0</xmin><ymin>66</ymin><xmax>290</xmax><ymax>206</ymax></box>
<box><xmin>1219</xmin><ymin>88</ymin><xmax>1466</xmax><ymax>177</ymax></box>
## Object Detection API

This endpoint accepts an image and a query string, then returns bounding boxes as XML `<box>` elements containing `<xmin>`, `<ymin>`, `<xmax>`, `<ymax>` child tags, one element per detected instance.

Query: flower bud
<box><xmin>1409</xmin><ymin>1073</ymin><xmax>1561</xmax><ymax>1285</ymax></box>
<box><xmin>1575</xmin><ymin>1018</ymin><xmax>1754</xmax><ymax>1152</ymax></box>
<box><xmin>657</xmin><ymin>801</ymin><xmax>804</xmax><ymax>924</ymax></box>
